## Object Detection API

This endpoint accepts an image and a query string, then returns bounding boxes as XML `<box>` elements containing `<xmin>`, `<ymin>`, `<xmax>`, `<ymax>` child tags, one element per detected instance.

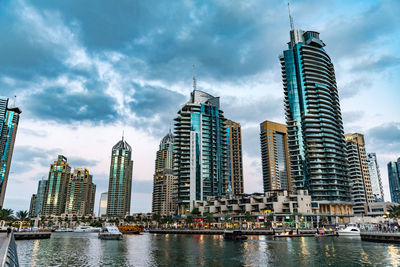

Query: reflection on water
<box><xmin>16</xmin><ymin>233</ymin><xmax>400</xmax><ymax>267</ymax></box>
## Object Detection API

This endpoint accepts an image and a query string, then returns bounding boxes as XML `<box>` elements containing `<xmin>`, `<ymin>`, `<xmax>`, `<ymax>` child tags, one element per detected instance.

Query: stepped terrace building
<box><xmin>65</xmin><ymin>168</ymin><xmax>96</xmax><ymax>216</ymax></box>
<box><xmin>174</xmin><ymin>89</ymin><xmax>228</xmax><ymax>213</ymax></box>
<box><xmin>0</xmin><ymin>97</ymin><xmax>21</xmax><ymax>209</ymax></box>
<box><xmin>152</xmin><ymin>131</ymin><xmax>177</xmax><ymax>215</ymax></box>
<box><xmin>279</xmin><ymin>27</ymin><xmax>352</xmax><ymax>215</ymax></box>
<box><xmin>226</xmin><ymin>120</ymin><xmax>244</xmax><ymax>196</ymax></box>
<box><xmin>107</xmin><ymin>138</ymin><xmax>133</xmax><ymax>217</ymax></box>
<box><xmin>260</xmin><ymin>121</ymin><xmax>291</xmax><ymax>192</ymax></box>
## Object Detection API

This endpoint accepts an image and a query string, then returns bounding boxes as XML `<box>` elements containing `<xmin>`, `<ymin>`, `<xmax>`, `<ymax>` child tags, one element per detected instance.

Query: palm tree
<box><xmin>0</xmin><ymin>209</ymin><xmax>14</xmax><ymax>221</ymax></box>
<box><xmin>388</xmin><ymin>205</ymin><xmax>400</xmax><ymax>219</ymax></box>
<box><xmin>16</xmin><ymin>210</ymin><xmax>28</xmax><ymax>221</ymax></box>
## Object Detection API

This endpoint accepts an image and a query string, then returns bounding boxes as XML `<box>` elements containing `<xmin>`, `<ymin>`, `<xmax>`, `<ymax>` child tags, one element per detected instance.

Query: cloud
<box><xmin>342</xmin><ymin>110</ymin><xmax>364</xmax><ymax>124</ymax></box>
<box><xmin>367</xmin><ymin>122</ymin><xmax>400</xmax><ymax>152</ymax></box>
<box><xmin>68</xmin><ymin>157</ymin><xmax>99</xmax><ymax>168</ymax></box>
<box><xmin>338</xmin><ymin>78</ymin><xmax>372</xmax><ymax>99</ymax></box>
<box><xmin>352</xmin><ymin>55</ymin><xmax>400</xmax><ymax>73</ymax></box>
<box><xmin>132</xmin><ymin>180</ymin><xmax>153</xmax><ymax>194</ymax></box>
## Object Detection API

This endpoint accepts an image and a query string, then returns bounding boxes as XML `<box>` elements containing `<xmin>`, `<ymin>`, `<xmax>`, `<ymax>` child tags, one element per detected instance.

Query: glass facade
<box><xmin>107</xmin><ymin>138</ymin><xmax>133</xmax><ymax>217</ymax></box>
<box><xmin>280</xmin><ymin>29</ymin><xmax>351</xmax><ymax>205</ymax></box>
<box><xmin>34</xmin><ymin>179</ymin><xmax>48</xmax><ymax>217</ymax></box>
<box><xmin>98</xmin><ymin>192</ymin><xmax>108</xmax><ymax>217</ymax></box>
<box><xmin>388</xmin><ymin>159</ymin><xmax>400</xmax><ymax>203</ymax></box>
<box><xmin>367</xmin><ymin>153</ymin><xmax>384</xmax><ymax>202</ymax></box>
<box><xmin>174</xmin><ymin>90</ymin><xmax>228</xmax><ymax>213</ymax></box>
<box><xmin>0</xmin><ymin>96</ymin><xmax>21</xmax><ymax>209</ymax></box>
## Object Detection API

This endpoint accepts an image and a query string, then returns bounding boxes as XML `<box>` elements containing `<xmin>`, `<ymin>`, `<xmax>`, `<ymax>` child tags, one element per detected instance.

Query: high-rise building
<box><xmin>98</xmin><ymin>192</ymin><xmax>108</xmax><ymax>217</ymax></box>
<box><xmin>388</xmin><ymin>159</ymin><xmax>400</xmax><ymax>203</ymax></box>
<box><xmin>345</xmin><ymin>133</ymin><xmax>373</xmax><ymax>214</ymax></box>
<box><xmin>0</xmin><ymin>96</ymin><xmax>21</xmax><ymax>209</ymax></box>
<box><xmin>42</xmin><ymin>155</ymin><xmax>71</xmax><ymax>216</ymax></box>
<box><xmin>65</xmin><ymin>168</ymin><xmax>96</xmax><ymax>216</ymax></box>
<box><xmin>367</xmin><ymin>153</ymin><xmax>384</xmax><ymax>202</ymax></box>
<box><xmin>34</xmin><ymin>179</ymin><xmax>47</xmax><ymax>217</ymax></box>
<box><xmin>174</xmin><ymin>89</ymin><xmax>228</xmax><ymax>213</ymax></box>
<box><xmin>260</xmin><ymin>120</ymin><xmax>291</xmax><ymax>192</ymax></box>
<box><xmin>107</xmin><ymin>137</ymin><xmax>133</xmax><ymax>217</ymax></box>
<box><xmin>226</xmin><ymin>120</ymin><xmax>244</xmax><ymax>196</ymax></box>
<box><xmin>29</xmin><ymin>194</ymin><xmax>36</xmax><ymax>217</ymax></box>
<box><xmin>280</xmin><ymin>27</ymin><xmax>352</xmax><ymax>215</ymax></box>
<box><xmin>152</xmin><ymin>131</ymin><xmax>177</xmax><ymax>215</ymax></box>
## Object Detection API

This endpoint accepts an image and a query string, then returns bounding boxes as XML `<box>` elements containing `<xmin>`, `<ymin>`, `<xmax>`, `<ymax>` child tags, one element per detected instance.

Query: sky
<box><xmin>1</xmin><ymin>0</ymin><xmax>399</xmax><ymax>214</ymax></box>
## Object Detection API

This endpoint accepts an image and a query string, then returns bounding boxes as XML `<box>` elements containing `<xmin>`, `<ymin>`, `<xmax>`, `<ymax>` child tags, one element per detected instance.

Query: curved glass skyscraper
<box><xmin>280</xmin><ymin>29</ymin><xmax>352</xmax><ymax>215</ymax></box>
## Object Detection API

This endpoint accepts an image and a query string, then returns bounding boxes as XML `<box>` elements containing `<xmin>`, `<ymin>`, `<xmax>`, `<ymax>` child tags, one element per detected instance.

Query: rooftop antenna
<box><xmin>288</xmin><ymin>2</ymin><xmax>294</xmax><ymax>30</ymax></box>
<box><xmin>192</xmin><ymin>64</ymin><xmax>197</xmax><ymax>91</ymax></box>
<box><xmin>13</xmin><ymin>95</ymin><xmax>17</xmax><ymax>108</ymax></box>
<box><xmin>122</xmin><ymin>130</ymin><xmax>124</xmax><ymax>141</ymax></box>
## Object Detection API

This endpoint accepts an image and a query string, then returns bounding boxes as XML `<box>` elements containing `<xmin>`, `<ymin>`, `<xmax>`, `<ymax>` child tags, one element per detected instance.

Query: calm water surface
<box><xmin>16</xmin><ymin>232</ymin><xmax>400</xmax><ymax>266</ymax></box>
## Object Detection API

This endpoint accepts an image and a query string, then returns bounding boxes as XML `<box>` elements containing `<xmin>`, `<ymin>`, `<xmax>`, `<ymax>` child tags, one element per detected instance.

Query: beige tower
<box><xmin>345</xmin><ymin>133</ymin><xmax>373</xmax><ymax>214</ymax></box>
<box><xmin>65</xmin><ymin>168</ymin><xmax>96</xmax><ymax>216</ymax></box>
<box><xmin>226</xmin><ymin>120</ymin><xmax>244</xmax><ymax>195</ymax></box>
<box><xmin>260</xmin><ymin>121</ymin><xmax>291</xmax><ymax>192</ymax></box>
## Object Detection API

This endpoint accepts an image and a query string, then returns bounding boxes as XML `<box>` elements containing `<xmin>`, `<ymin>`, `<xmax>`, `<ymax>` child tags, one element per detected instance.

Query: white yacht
<box><xmin>74</xmin><ymin>226</ymin><xmax>101</xmax><ymax>233</ymax></box>
<box><xmin>338</xmin><ymin>226</ymin><xmax>360</xmax><ymax>236</ymax></box>
<box><xmin>98</xmin><ymin>226</ymin><xmax>123</xmax><ymax>240</ymax></box>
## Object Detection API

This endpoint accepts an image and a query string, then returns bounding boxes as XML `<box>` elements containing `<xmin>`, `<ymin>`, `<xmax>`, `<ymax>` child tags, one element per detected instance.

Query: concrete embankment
<box><xmin>149</xmin><ymin>229</ymin><xmax>334</xmax><ymax>236</ymax></box>
<box><xmin>361</xmin><ymin>232</ymin><xmax>400</xmax><ymax>244</ymax></box>
<box><xmin>14</xmin><ymin>232</ymin><xmax>51</xmax><ymax>240</ymax></box>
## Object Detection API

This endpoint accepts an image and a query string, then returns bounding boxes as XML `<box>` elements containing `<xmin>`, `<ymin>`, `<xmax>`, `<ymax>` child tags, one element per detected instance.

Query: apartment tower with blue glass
<box><xmin>367</xmin><ymin>153</ymin><xmax>384</xmax><ymax>202</ymax></box>
<box><xmin>174</xmin><ymin>89</ymin><xmax>228</xmax><ymax>213</ymax></box>
<box><xmin>0</xmin><ymin>96</ymin><xmax>21</xmax><ymax>209</ymax></box>
<box><xmin>107</xmin><ymin>137</ymin><xmax>133</xmax><ymax>217</ymax></box>
<box><xmin>280</xmin><ymin>26</ymin><xmax>352</xmax><ymax>216</ymax></box>
<box><xmin>388</xmin><ymin>158</ymin><xmax>400</xmax><ymax>203</ymax></box>
<box><xmin>34</xmin><ymin>178</ymin><xmax>47</xmax><ymax>217</ymax></box>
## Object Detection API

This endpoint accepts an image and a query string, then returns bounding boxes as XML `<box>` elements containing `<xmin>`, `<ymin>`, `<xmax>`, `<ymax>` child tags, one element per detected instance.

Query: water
<box><xmin>16</xmin><ymin>233</ymin><xmax>400</xmax><ymax>266</ymax></box>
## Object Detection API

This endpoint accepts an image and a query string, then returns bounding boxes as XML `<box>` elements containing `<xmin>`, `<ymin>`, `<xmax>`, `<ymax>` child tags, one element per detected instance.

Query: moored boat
<box><xmin>117</xmin><ymin>225</ymin><xmax>144</xmax><ymax>234</ymax></box>
<box><xmin>223</xmin><ymin>230</ymin><xmax>248</xmax><ymax>241</ymax></box>
<box><xmin>98</xmin><ymin>226</ymin><xmax>123</xmax><ymax>240</ymax></box>
<box><xmin>338</xmin><ymin>226</ymin><xmax>360</xmax><ymax>236</ymax></box>
<box><xmin>74</xmin><ymin>225</ymin><xmax>101</xmax><ymax>233</ymax></box>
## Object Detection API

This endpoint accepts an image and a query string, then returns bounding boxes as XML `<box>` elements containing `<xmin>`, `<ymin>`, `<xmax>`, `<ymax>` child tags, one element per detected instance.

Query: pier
<box><xmin>361</xmin><ymin>232</ymin><xmax>400</xmax><ymax>244</ymax></box>
<box><xmin>14</xmin><ymin>232</ymin><xmax>51</xmax><ymax>240</ymax></box>
<box><xmin>149</xmin><ymin>229</ymin><xmax>336</xmax><ymax>236</ymax></box>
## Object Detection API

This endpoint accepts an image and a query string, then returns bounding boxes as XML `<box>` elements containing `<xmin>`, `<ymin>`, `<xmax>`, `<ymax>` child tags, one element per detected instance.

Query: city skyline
<box><xmin>0</xmin><ymin>0</ymin><xmax>399</xmax><ymax>213</ymax></box>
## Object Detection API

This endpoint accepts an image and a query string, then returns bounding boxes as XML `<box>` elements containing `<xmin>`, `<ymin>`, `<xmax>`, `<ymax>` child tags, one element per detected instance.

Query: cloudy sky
<box><xmin>1</xmin><ymin>0</ymin><xmax>399</xmax><ymax>214</ymax></box>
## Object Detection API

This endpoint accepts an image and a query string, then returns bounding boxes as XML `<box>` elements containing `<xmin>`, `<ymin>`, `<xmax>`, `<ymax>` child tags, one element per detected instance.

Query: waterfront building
<box><xmin>174</xmin><ymin>89</ymin><xmax>228</xmax><ymax>213</ymax></box>
<box><xmin>107</xmin><ymin>137</ymin><xmax>133</xmax><ymax>217</ymax></box>
<box><xmin>29</xmin><ymin>194</ymin><xmax>36</xmax><ymax>217</ymax></box>
<box><xmin>98</xmin><ymin>192</ymin><xmax>108</xmax><ymax>217</ymax></box>
<box><xmin>367</xmin><ymin>153</ymin><xmax>384</xmax><ymax>202</ymax></box>
<box><xmin>34</xmin><ymin>179</ymin><xmax>47</xmax><ymax>216</ymax></box>
<box><xmin>65</xmin><ymin>168</ymin><xmax>96</xmax><ymax>216</ymax></box>
<box><xmin>388</xmin><ymin>159</ymin><xmax>400</xmax><ymax>203</ymax></box>
<box><xmin>226</xmin><ymin>120</ymin><xmax>244</xmax><ymax>196</ymax></box>
<box><xmin>345</xmin><ymin>133</ymin><xmax>373</xmax><ymax>214</ymax></box>
<box><xmin>279</xmin><ymin>26</ymin><xmax>352</xmax><ymax>214</ymax></box>
<box><xmin>259</xmin><ymin>120</ymin><xmax>291</xmax><ymax>192</ymax></box>
<box><xmin>0</xmin><ymin>97</ymin><xmax>21</xmax><ymax>209</ymax></box>
<box><xmin>152</xmin><ymin>131</ymin><xmax>177</xmax><ymax>215</ymax></box>
<box><xmin>42</xmin><ymin>155</ymin><xmax>71</xmax><ymax>216</ymax></box>
<box><xmin>363</xmin><ymin>201</ymin><xmax>399</xmax><ymax>217</ymax></box>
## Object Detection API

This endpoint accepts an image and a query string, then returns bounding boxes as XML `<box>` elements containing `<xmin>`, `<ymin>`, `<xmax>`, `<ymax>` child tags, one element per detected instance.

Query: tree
<box><xmin>191</xmin><ymin>208</ymin><xmax>201</xmax><ymax>216</ymax></box>
<box><xmin>16</xmin><ymin>210</ymin><xmax>29</xmax><ymax>221</ymax></box>
<box><xmin>388</xmin><ymin>205</ymin><xmax>400</xmax><ymax>219</ymax></box>
<box><xmin>205</xmin><ymin>213</ymin><xmax>214</xmax><ymax>228</ymax></box>
<box><xmin>0</xmin><ymin>209</ymin><xmax>14</xmax><ymax>221</ymax></box>
<box><xmin>186</xmin><ymin>215</ymin><xmax>193</xmax><ymax>228</ymax></box>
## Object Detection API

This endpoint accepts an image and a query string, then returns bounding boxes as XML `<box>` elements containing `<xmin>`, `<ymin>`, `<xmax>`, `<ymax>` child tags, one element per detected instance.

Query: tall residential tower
<box><xmin>174</xmin><ymin>90</ymin><xmax>228</xmax><ymax>213</ymax></box>
<box><xmin>260</xmin><ymin>121</ymin><xmax>291</xmax><ymax>192</ymax></box>
<box><xmin>107</xmin><ymin>138</ymin><xmax>133</xmax><ymax>217</ymax></box>
<box><xmin>367</xmin><ymin>153</ymin><xmax>384</xmax><ymax>202</ymax></box>
<box><xmin>388</xmin><ymin>158</ymin><xmax>400</xmax><ymax>203</ymax></box>
<box><xmin>0</xmin><ymin>97</ymin><xmax>21</xmax><ymax>209</ymax></box>
<box><xmin>226</xmin><ymin>120</ymin><xmax>244</xmax><ymax>195</ymax></box>
<box><xmin>280</xmin><ymin>28</ymin><xmax>352</xmax><ymax>215</ymax></box>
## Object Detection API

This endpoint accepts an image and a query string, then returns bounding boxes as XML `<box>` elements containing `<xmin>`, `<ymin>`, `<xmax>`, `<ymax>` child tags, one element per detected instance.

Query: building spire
<box><xmin>122</xmin><ymin>130</ymin><xmax>124</xmax><ymax>141</ymax></box>
<box><xmin>288</xmin><ymin>2</ymin><xmax>294</xmax><ymax>30</ymax></box>
<box><xmin>192</xmin><ymin>64</ymin><xmax>197</xmax><ymax>91</ymax></box>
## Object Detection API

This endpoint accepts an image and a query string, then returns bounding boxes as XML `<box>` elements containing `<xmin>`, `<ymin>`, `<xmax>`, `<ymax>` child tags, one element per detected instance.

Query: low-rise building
<box><xmin>364</xmin><ymin>202</ymin><xmax>398</xmax><ymax>217</ymax></box>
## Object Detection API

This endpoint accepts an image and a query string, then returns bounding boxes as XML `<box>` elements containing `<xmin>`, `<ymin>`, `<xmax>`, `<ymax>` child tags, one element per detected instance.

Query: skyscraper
<box><xmin>280</xmin><ymin>27</ymin><xmax>352</xmax><ymax>215</ymax></box>
<box><xmin>65</xmin><ymin>168</ymin><xmax>96</xmax><ymax>216</ymax></box>
<box><xmin>260</xmin><ymin>120</ymin><xmax>291</xmax><ymax>192</ymax></box>
<box><xmin>29</xmin><ymin>194</ymin><xmax>37</xmax><ymax>217</ymax></box>
<box><xmin>34</xmin><ymin>179</ymin><xmax>47</xmax><ymax>217</ymax></box>
<box><xmin>98</xmin><ymin>192</ymin><xmax>108</xmax><ymax>217</ymax></box>
<box><xmin>367</xmin><ymin>153</ymin><xmax>384</xmax><ymax>202</ymax></box>
<box><xmin>345</xmin><ymin>133</ymin><xmax>373</xmax><ymax>214</ymax></box>
<box><xmin>0</xmin><ymin>96</ymin><xmax>21</xmax><ymax>209</ymax></box>
<box><xmin>107</xmin><ymin>137</ymin><xmax>133</xmax><ymax>217</ymax></box>
<box><xmin>152</xmin><ymin>131</ymin><xmax>177</xmax><ymax>215</ymax></box>
<box><xmin>42</xmin><ymin>155</ymin><xmax>71</xmax><ymax>216</ymax></box>
<box><xmin>174</xmin><ymin>89</ymin><xmax>228</xmax><ymax>213</ymax></box>
<box><xmin>226</xmin><ymin>119</ymin><xmax>244</xmax><ymax>196</ymax></box>
<box><xmin>388</xmin><ymin>159</ymin><xmax>400</xmax><ymax>203</ymax></box>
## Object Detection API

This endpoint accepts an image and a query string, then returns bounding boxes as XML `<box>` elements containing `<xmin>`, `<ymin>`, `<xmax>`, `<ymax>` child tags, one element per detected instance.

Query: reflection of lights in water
<box><xmin>360</xmin><ymin>250</ymin><xmax>371</xmax><ymax>264</ymax></box>
<box><xmin>300</xmin><ymin>237</ymin><xmax>309</xmax><ymax>256</ymax></box>
<box><xmin>388</xmin><ymin>245</ymin><xmax>400</xmax><ymax>266</ymax></box>
<box><xmin>325</xmin><ymin>245</ymin><xmax>330</xmax><ymax>258</ymax></box>
<box><xmin>31</xmin><ymin>239</ymin><xmax>40</xmax><ymax>267</ymax></box>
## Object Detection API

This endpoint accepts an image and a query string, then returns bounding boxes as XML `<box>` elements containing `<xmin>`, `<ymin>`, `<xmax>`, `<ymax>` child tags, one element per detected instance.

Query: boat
<box><xmin>338</xmin><ymin>226</ymin><xmax>360</xmax><ymax>236</ymax></box>
<box><xmin>74</xmin><ymin>226</ymin><xmax>101</xmax><ymax>233</ymax></box>
<box><xmin>223</xmin><ymin>230</ymin><xmax>248</xmax><ymax>241</ymax></box>
<box><xmin>98</xmin><ymin>226</ymin><xmax>123</xmax><ymax>240</ymax></box>
<box><xmin>117</xmin><ymin>225</ymin><xmax>144</xmax><ymax>234</ymax></box>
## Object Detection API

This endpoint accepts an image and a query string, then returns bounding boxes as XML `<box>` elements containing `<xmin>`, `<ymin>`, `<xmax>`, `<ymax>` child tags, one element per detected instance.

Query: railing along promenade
<box><xmin>0</xmin><ymin>232</ymin><xmax>19</xmax><ymax>267</ymax></box>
